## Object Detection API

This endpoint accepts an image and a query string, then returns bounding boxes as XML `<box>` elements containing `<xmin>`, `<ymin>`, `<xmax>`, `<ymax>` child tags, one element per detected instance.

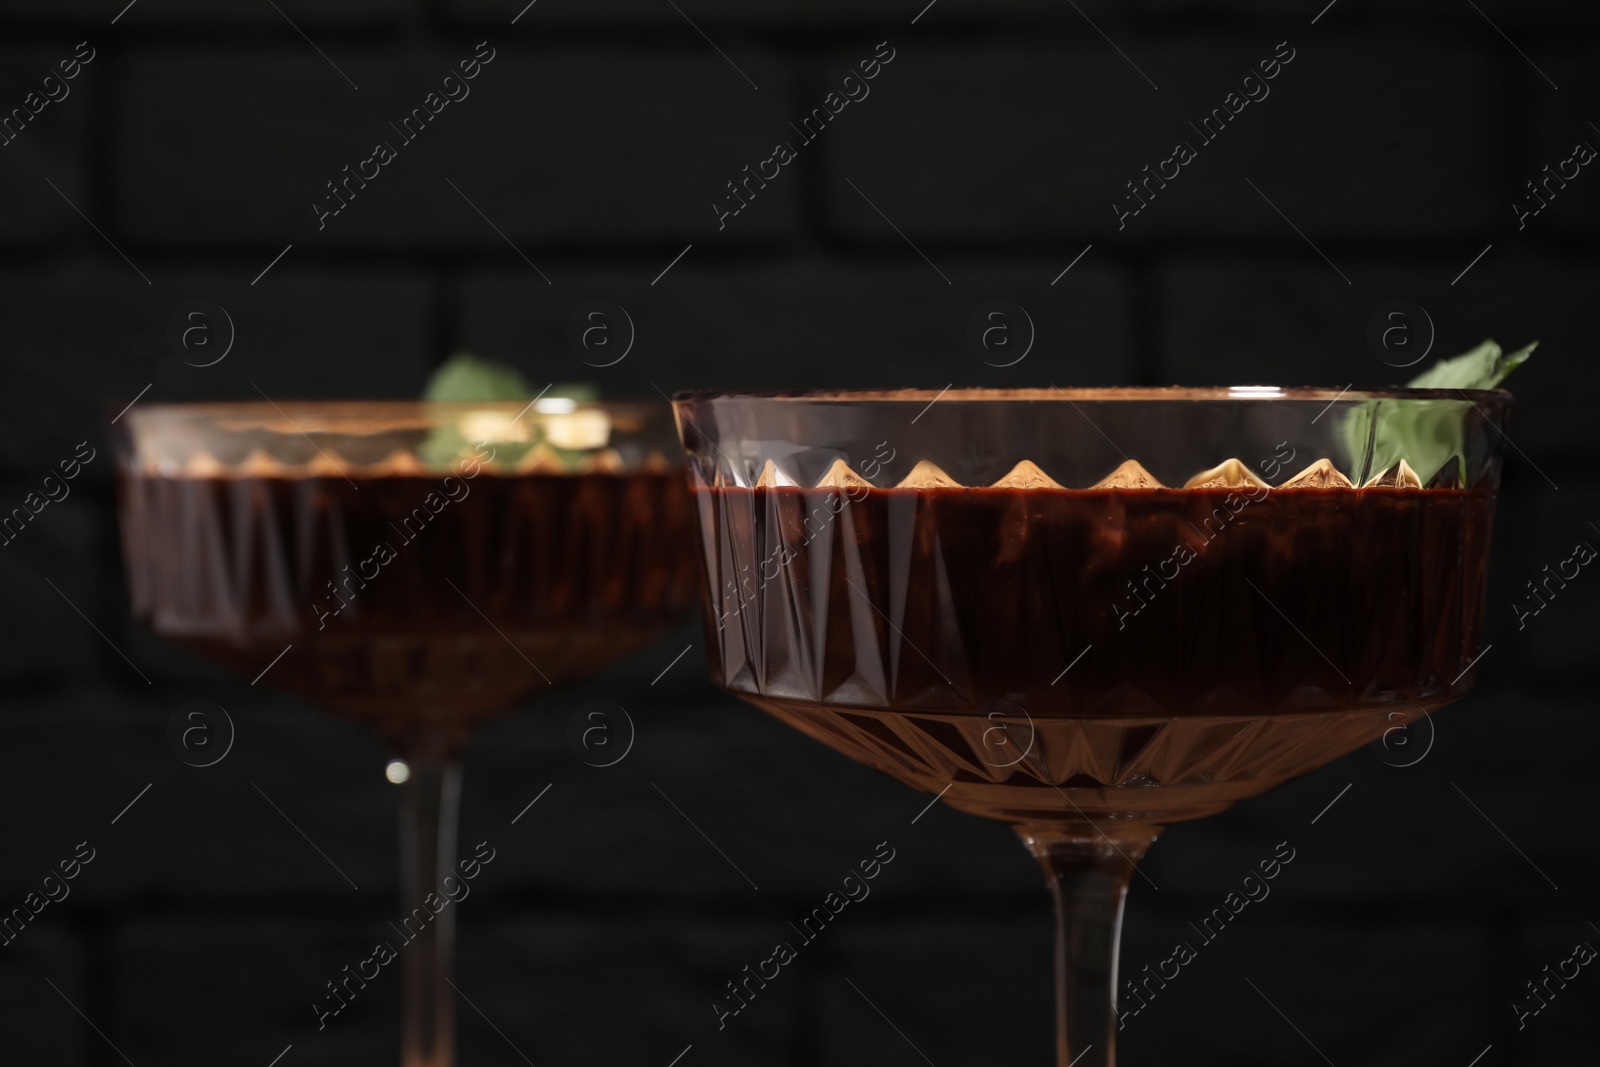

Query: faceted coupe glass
<box><xmin>115</xmin><ymin>400</ymin><xmax>697</xmax><ymax>1067</ymax></box>
<box><xmin>671</xmin><ymin>386</ymin><xmax>1510</xmax><ymax>1067</ymax></box>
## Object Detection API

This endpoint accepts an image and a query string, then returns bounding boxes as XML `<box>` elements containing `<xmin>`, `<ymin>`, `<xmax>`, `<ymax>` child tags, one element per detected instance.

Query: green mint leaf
<box><xmin>545</xmin><ymin>382</ymin><xmax>601</xmax><ymax>404</ymax></box>
<box><xmin>417</xmin><ymin>354</ymin><xmax>607</xmax><ymax>470</ymax></box>
<box><xmin>423</xmin><ymin>351</ymin><xmax>534</xmax><ymax>402</ymax></box>
<box><xmin>1341</xmin><ymin>339</ymin><xmax>1534</xmax><ymax>485</ymax></box>
<box><xmin>419</xmin><ymin>352</ymin><xmax>532</xmax><ymax>467</ymax></box>
<box><xmin>1404</xmin><ymin>338</ymin><xmax>1536</xmax><ymax>390</ymax></box>
<box><xmin>416</xmin><ymin>425</ymin><xmax>471</xmax><ymax>469</ymax></box>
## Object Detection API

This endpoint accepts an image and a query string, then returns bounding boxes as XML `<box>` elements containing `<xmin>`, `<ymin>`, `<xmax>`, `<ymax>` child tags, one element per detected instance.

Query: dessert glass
<box><xmin>672</xmin><ymin>387</ymin><xmax>1509</xmax><ymax>1066</ymax></box>
<box><xmin>116</xmin><ymin>400</ymin><xmax>697</xmax><ymax>1067</ymax></box>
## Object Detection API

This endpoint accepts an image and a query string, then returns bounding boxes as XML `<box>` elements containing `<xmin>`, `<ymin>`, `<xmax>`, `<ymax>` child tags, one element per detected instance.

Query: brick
<box><xmin>826</xmin><ymin>37</ymin><xmax>1505</xmax><ymax>243</ymax></box>
<box><xmin>822</xmin><ymin>41</ymin><xmax>1134</xmax><ymax>244</ymax></box>
<box><xmin>822</xmin><ymin>912</ymin><xmax>1494</xmax><ymax>1065</ymax></box>
<box><xmin>452</xmin><ymin>258</ymin><xmax>1138</xmax><ymax>394</ymax></box>
<box><xmin>442</xmin><ymin>0</ymin><xmax>802</xmax><ymax>25</ymax></box>
<box><xmin>1527</xmin><ymin>45</ymin><xmax>1600</xmax><ymax>237</ymax></box>
<box><xmin>0</xmin><ymin>924</ymin><xmax>90</xmax><ymax>1066</ymax></box>
<box><xmin>820</xmin><ymin>916</ymin><xmax>1053</xmax><ymax>1064</ymax></box>
<box><xmin>1488</xmin><ymin>475</ymin><xmax>1600</xmax><ymax>683</ymax></box>
<box><xmin>0</xmin><ymin>683</ymin><xmax>393</xmax><ymax>903</ymax></box>
<box><xmin>442</xmin><ymin>0</ymin><xmax>1106</xmax><ymax>27</ymax></box>
<box><xmin>45</xmin><ymin>615</ymin><xmax>990</xmax><ymax>909</ymax></box>
<box><xmin>1416</xmin><ymin>688</ymin><xmax>1600</xmax><ymax>900</ymax></box>
<box><xmin>1116</xmin><ymin>918</ymin><xmax>1496</xmax><ymax>1064</ymax></box>
<box><xmin>113</xmin><ymin>916</ymin><xmax>394</xmax><ymax>1064</ymax></box>
<box><xmin>464</xmin><ymin>671</ymin><xmax>913</xmax><ymax>901</ymax></box>
<box><xmin>117</xmin><ymin>608</ymin><xmax>248</xmax><ymax>692</ymax></box>
<box><xmin>1155</xmin><ymin>255</ymin><xmax>1455</xmax><ymax>389</ymax></box>
<box><xmin>1201</xmin><ymin>31</ymin><xmax>1499</xmax><ymax>240</ymax></box>
<box><xmin>443</xmin><ymin>0</ymin><xmax>1600</xmax><ymax>26</ymax></box>
<box><xmin>0</xmin><ymin>263</ymin><xmax>434</xmax><ymax>480</ymax></box>
<box><xmin>455</xmin><ymin>917</ymin><xmax>800</xmax><ymax>1064</ymax></box>
<box><xmin>113</xmin><ymin>46</ymin><xmax>798</xmax><ymax>248</ymax></box>
<box><xmin>0</xmin><ymin>45</ymin><xmax>98</xmax><ymax>245</ymax></box>
<box><xmin>110</xmin><ymin>912</ymin><xmax>797</xmax><ymax>1065</ymax></box>
<box><xmin>1506</xmin><ymin>921</ymin><xmax>1600</xmax><ymax>1063</ymax></box>
<box><xmin>1089</xmin><ymin>0</ymin><xmax>1600</xmax><ymax>21</ymax></box>
<box><xmin>0</xmin><ymin>642</ymin><xmax>1007</xmax><ymax>909</ymax></box>
<box><xmin>147</xmin><ymin>269</ymin><xmax>436</xmax><ymax>402</ymax></box>
<box><xmin>0</xmin><ymin>494</ymin><xmax>105</xmax><ymax>683</ymax></box>
<box><xmin>462</xmin><ymin>655</ymin><xmax>1045</xmax><ymax>904</ymax></box>
<box><xmin>468</xmin><ymin>623</ymin><xmax>1022</xmax><ymax>907</ymax></box>
<box><xmin>1153</xmin><ymin>253</ymin><xmax>1592</xmax><ymax>459</ymax></box>
<box><xmin>1147</xmin><ymin>685</ymin><xmax>1600</xmax><ymax>912</ymax></box>
<box><xmin>39</xmin><ymin>595</ymin><xmax>1031</xmax><ymax>912</ymax></box>
<box><xmin>6</xmin><ymin>0</ymin><xmax>417</xmax><ymax>24</ymax></box>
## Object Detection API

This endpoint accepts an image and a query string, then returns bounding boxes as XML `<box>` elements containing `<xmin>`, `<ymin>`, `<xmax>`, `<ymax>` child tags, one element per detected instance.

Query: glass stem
<box><xmin>1016</xmin><ymin>824</ymin><xmax>1161</xmax><ymax>1067</ymax></box>
<box><xmin>397</xmin><ymin>735</ymin><xmax>464</xmax><ymax>1067</ymax></box>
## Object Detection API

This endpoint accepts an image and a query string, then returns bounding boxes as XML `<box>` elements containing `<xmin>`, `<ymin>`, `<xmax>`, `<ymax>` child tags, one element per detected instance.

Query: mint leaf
<box><xmin>547</xmin><ymin>382</ymin><xmax>601</xmax><ymax>404</ymax></box>
<box><xmin>1342</xmin><ymin>339</ymin><xmax>1534</xmax><ymax>485</ymax></box>
<box><xmin>417</xmin><ymin>353</ymin><xmax>607</xmax><ymax>470</ymax></box>
<box><xmin>416</xmin><ymin>425</ymin><xmax>471</xmax><ymax>469</ymax></box>
<box><xmin>419</xmin><ymin>352</ymin><xmax>534</xmax><ymax>467</ymax></box>
<box><xmin>423</xmin><ymin>351</ymin><xmax>535</xmax><ymax>402</ymax></box>
<box><xmin>1403</xmin><ymin>339</ymin><xmax>1536</xmax><ymax>390</ymax></box>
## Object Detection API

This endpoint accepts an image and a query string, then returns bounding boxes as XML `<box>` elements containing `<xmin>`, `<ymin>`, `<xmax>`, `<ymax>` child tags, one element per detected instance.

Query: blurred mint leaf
<box><xmin>546</xmin><ymin>382</ymin><xmax>601</xmax><ymax>404</ymax></box>
<box><xmin>1342</xmin><ymin>339</ymin><xmax>1535</xmax><ymax>485</ymax></box>
<box><xmin>420</xmin><ymin>352</ymin><xmax>533</xmax><ymax>467</ymax></box>
<box><xmin>423</xmin><ymin>351</ymin><xmax>534</xmax><ymax>402</ymax></box>
<box><xmin>417</xmin><ymin>425</ymin><xmax>470</xmax><ymax>469</ymax></box>
<box><xmin>417</xmin><ymin>354</ymin><xmax>607</xmax><ymax>470</ymax></box>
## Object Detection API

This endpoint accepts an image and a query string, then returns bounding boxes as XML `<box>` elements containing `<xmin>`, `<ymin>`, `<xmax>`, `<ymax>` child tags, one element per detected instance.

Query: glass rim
<box><xmin>115</xmin><ymin>399</ymin><xmax>672</xmax><ymax>437</ymax></box>
<box><xmin>122</xmin><ymin>399</ymin><xmax>667</xmax><ymax>418</ymax></box>
<box><xmin>672</xmin><ymin>386</ymin><xmax>1512</xmax><ymax>404</ymax></box>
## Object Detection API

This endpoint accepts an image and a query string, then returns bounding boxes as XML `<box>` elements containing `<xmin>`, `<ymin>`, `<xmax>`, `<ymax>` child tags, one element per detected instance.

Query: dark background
<box><xmin>0</xmin><ymin>0</ymin><xmax>1596</xmax><ymax>1064</ymax></box>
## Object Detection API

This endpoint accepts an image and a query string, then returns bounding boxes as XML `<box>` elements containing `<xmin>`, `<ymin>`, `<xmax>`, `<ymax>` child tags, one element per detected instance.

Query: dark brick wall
<box><xmin>0</xmin><ymin>1</ymin><xmax>1595</xmax><ymax>1064</ymax></box>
